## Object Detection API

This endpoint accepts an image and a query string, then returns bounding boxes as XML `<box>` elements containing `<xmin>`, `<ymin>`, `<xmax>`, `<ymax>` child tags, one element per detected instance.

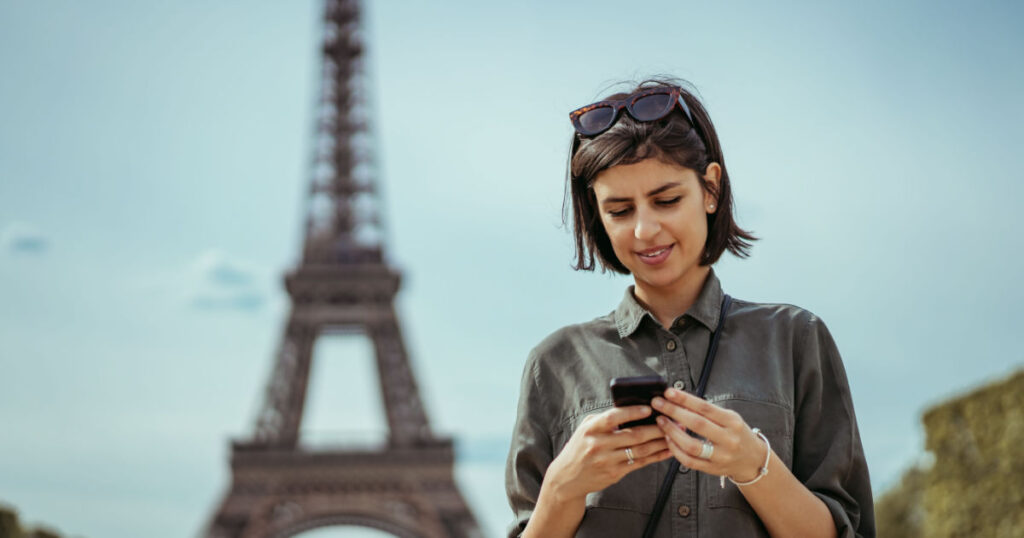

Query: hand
<box><xmin>652</xmin><ymin>388</ymin><xmax>767</xmax><ymax>483</ymax></box>
<box><xmin>545</xmin><ymin>405</ymin><xmax>673</xmax><ymax>503</ymax></box>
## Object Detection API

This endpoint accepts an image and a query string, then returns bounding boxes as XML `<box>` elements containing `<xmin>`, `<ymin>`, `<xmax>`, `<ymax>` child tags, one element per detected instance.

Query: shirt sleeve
<box><xmin>504</xmin><ymin>351</ymin><xmax>555</xmax><ymax>538</ymax></box>
<box><xmin>793</xmin><ymin>314</ymin><xmax>876</xmax><ymax>538</ymax></box>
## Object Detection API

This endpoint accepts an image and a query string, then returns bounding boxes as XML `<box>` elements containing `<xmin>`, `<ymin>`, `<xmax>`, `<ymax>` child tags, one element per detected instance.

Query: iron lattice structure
<box><xmin>202</xmin><ymin>1</ymin><xmax>483</xmax><ymax>536</ymax></box>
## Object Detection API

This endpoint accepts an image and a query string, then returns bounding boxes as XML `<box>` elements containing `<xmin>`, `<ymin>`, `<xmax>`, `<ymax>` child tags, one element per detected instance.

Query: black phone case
<box><xmin>610</xmin><ymin>376</ymin><xmax>667</xmax><ymax>429</ymax></box>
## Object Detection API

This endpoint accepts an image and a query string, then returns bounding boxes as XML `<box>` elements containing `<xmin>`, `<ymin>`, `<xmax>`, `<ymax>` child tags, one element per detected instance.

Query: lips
<box><xmin>635</xmin><ymin>244</ymin><xmax>674</xmax><ymax>265</ymax></box>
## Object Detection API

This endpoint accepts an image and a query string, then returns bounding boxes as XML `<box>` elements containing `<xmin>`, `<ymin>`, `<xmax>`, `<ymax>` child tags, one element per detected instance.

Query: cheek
<box><xmin>682</xmin><ymin>221</ymin><xmax>709</xmax><ymax>250</ymax></box>
<box><xmin>603</xmin><ymin>225</ymin><xmax>627</xmax><ymax>251</ymax></box>
<box><xmin>669</xmin><ymin>213</ymin><xmax>708</xmax><ymax>248</ymax></box>
<box><xmin>600</xmin><ymin>221</ymin><xmax>635</xmax><ymax>257</ymax></box>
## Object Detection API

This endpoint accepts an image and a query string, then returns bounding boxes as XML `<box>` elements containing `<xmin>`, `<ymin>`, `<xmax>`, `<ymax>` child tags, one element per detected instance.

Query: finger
<box><xmin>620</xmin><ymin>440</ymin><xmax>672</xmax><ymax>469</ymax></box>
<box><xmin>609</xmin><ymin>423</ymin><xmax>666</xmax><ymax>448</ymax></box>
<box><xmin>635</xmin><ymin>448</ymin><xmax>673</xmax><ymax>468</ymax></box>
<box><xmin>652</xmin><ymin>397</ymin><xmax>723</xmax><ymax>441</ymax></box>
<box><xmin>592</xmin><ymin>405</ymin><xmax>652</xmax><ymax>433</ymax></box>
<box><xmin>663</xmin><ymin>388</ymin><xmax>738</xmax><ymax>428</ymax></box>
<box><xmin>656</xmin><ymin>415</ymin><xmax>705</xmax><ymax>456</ymax></box>
<box><xmin>613</xmin><ymin>438</ymin><xmax>668</xmax><ymax>467</ymax></box>
<box><xmin>626</xmin><ymin>436</ymin><xmax>669</xmax><ymax>458</ymax></box>
<box><xmin>665</xmin><ymin>435</ymin><xmax>715</xmax><ymax>474</ymax></box>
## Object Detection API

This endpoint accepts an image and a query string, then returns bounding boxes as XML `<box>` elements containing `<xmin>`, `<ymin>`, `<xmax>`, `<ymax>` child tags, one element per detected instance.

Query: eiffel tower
<box><xmin>202</xmin><ymin>1</ymin><xmax>483</xmax><ymax>536</ymax></box>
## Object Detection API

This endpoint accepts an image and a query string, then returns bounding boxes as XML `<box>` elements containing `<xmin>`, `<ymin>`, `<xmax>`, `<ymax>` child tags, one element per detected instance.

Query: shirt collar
<box><xmin>614</xmin><ymin>269</ymin><xmax>724</xmax><ymax>338</ymax></box>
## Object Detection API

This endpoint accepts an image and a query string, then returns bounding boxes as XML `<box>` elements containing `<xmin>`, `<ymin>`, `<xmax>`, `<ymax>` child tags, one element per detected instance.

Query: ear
<box><xmin>703</xmin><ymin>162</ymin><xmax>722</xmax><ymax>214</ymax></box>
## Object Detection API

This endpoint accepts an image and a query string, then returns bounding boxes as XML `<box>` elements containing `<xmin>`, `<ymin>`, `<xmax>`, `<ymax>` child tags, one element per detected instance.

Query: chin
<box><xmin>635</xmin><ymin>270</ymin><xmax>684</xmax><ymax>290</ymax></box>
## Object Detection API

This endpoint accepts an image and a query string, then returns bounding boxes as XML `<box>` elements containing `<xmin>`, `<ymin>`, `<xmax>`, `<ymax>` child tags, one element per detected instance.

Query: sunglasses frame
<box><xmin>569</xmin><ymin>87</ymin><xmax>697</xmax><ymax>137</ymax></box>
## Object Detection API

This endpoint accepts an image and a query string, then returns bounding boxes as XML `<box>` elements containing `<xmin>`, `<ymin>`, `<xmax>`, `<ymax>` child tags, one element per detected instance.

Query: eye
<box><xmin>607</xmin><ymin>206</ymin><xmax>632</xmax><ymax>218</ymax></box>
<box><xmin>655</xmin><ymin>196</ymin><xmax>682</xmax><ymax>206</ymax></box>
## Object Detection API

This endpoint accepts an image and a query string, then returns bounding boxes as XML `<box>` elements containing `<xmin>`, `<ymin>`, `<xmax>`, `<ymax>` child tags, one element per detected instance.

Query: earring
<box><xmin>709</xmin><ymin>204</ymin><xmax>715</xmax><ymax>210</ymax></box>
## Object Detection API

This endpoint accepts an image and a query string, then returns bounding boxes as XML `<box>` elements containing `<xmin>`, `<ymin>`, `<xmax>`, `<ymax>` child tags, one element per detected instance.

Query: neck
<box><xmin>634</xmin><ymin>266</ymin><xmax>711</xmax><ymax>329</ymax></box>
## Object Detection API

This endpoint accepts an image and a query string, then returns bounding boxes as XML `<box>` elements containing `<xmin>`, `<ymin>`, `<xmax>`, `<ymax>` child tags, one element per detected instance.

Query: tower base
<box><xmin>204</xmin><ymin>440</ymin><xmax>483</xmax><ymax>538</ymax></box>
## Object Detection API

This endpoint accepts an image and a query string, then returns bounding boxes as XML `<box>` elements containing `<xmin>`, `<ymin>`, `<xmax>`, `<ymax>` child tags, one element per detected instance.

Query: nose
<box><xmin>634</xmin><ymin>207</ymin><xmax>660</xmax><ymax>241</ymax></box>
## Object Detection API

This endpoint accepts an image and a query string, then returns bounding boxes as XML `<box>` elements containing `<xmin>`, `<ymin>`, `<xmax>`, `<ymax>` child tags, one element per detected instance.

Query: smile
<box><xmin>636</xmin><ymin>244</ymin><xmax>674</xmax><ymax>265</ymax></box>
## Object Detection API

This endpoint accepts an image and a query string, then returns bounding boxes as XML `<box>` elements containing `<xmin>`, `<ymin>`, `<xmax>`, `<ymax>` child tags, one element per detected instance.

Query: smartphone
<box><xmin>609</xmin><ymin>375</ymin><xmax>668</xmax><ymax>429</ymax></box>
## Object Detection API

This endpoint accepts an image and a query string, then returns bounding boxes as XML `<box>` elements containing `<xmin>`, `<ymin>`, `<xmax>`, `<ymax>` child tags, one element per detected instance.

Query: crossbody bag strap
<box><xmin>641</xmin><ymin>294</ymin><xmax>732</xmax><ymax>538</ymax></box>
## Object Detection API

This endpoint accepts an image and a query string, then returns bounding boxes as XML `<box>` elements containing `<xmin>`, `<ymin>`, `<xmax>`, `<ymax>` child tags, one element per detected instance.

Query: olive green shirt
<box><xmin>505</xmin><ymin>270</ymin><xmax>874</xmax><ymax>537</ymax></box>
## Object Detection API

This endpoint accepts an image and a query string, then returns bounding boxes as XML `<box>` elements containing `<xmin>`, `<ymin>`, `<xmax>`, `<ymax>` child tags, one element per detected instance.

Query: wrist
<box><xmin>524</xmin><ymin>477</ymin><xmax>587</xmax><ymax>538</ymax></box>
<box><xmin>541</xmin><ymin>475</ymin><xmax>587</xmax><ymax>507</ymax></box>
<box><xmin>733</xmin><ymin>452</ymin><xmax>767</xmax><ymax>484</ymax></box>
<box><xmin>724</xmin><ymin>427</ymin><xmax>772</xmax><ymax>488</ymax></box>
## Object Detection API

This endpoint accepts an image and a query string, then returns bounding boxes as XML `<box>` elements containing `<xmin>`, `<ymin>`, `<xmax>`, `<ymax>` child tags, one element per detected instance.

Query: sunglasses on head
<box><xmin>569</xmin><ymin>86</ymin><xmax>698</xmax><ymax>138</ymax></box>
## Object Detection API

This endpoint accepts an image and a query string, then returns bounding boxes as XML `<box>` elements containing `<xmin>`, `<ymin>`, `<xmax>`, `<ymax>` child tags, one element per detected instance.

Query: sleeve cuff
<box><xmin>813</xmin><ymin>491</ymin><xmax>857</xmax><ymax>538</ymax></box>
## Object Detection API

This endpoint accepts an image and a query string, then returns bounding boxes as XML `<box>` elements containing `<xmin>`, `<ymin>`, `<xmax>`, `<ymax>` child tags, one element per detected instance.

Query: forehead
<box><xmin>592</xmin><ymin>158</ymin><xmax>700</xmax><ymax>197</ymax></box>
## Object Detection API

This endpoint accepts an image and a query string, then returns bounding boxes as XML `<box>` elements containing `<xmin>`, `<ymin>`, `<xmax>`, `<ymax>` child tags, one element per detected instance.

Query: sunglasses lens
<box><xmin>631</xmin><ymin>93</ymin><xmax>673</xmax><ymax>121</ymax></box>
<box><xmin>578</xmin><ymin>106</ymin><xmax>616</xmax><ymax>135</ymax></box>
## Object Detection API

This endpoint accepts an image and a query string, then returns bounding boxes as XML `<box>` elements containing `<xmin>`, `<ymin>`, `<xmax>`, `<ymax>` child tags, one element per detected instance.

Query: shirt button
<box><xmin>677</xmin><ymin>504</ymin><xmax>691</xmax><ymax>517</ymax></box>
<box><xmin>666</xmin><ymin>340</ymin><xmax>677</xmax><ymax>351</ymax></box>
<box><xmin>678</xmin><ymin>465</ymin><xmax>690</xmax><ymax>474</ymax></box>
<box><xmin>673</xmin><ymin>380</ymin><xmax>685</xmax><ymax>390</ymax></box>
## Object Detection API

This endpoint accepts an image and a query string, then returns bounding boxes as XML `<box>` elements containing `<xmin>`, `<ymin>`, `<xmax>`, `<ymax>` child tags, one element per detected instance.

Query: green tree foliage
<box><xmin>876</xmin><ymin>369</ymin><xmax>1024</xmax><ymax>538</ymax></box>
<box><xmin>921</xmin><ymin>369</ymin><xmax>1024</xmax><ymax>537</ymax></box>
<box><xmin>0</xmin><ymin>506</ymin><xmax>23</xmax><ymax>538</ymax></box>
<box><xmin>874</xmin><ymin>465</ymin><xmax>926</xmax><ymax>538</ymax></box>
<box><xmin>0</xmin><ymin>506</ymin><xmax>65</xmax><ymax>538</ymax></box>
<box><xmin>25</xmin><ymin>530</ymin><xmax>60</xmax><ymax>538</ymax></box>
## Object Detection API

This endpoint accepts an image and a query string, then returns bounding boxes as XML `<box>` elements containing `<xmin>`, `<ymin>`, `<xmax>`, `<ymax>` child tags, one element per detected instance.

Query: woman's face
<box><xmin>592</xmin><ymin>158</ymin><xmax>720</xmax><ymax>298</ymax></box>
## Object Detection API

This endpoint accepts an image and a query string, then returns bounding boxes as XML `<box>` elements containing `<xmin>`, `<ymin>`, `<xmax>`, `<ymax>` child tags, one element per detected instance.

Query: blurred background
<box><xmin>1</xmin><ymin>1</ymin><xmax>1022</xmax><ymax>537</ymax></box>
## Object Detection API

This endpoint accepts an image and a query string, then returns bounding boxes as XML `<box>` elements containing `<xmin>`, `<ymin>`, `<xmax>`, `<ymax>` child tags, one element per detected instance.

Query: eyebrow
<box><xmin>600</xmin><ymin>182</ymin><xmax>681</xmax><ymax>205</ymax></box>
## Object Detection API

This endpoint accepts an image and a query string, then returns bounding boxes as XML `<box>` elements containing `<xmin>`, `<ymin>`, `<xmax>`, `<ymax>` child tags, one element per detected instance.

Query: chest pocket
<box><xmin>704</xmin><ymin>396</ymin><xmax>794</xmax><ymax>514</ymax></box>
<box><xmin>555</xmin><ymin>401</ymin><xmax>662</xmax><ymax>515</ymax></box>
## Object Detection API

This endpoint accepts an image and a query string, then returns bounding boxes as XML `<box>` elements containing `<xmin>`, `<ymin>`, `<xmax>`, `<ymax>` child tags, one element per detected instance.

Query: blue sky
<box><xmin>1</xmin><ymin>1</ymin><xmax>1022</xmax><ymax>537</ymax></box>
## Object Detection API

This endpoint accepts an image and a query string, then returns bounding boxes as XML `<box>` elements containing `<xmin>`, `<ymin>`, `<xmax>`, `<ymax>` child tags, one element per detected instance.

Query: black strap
<box><xmin>641</xmin><ymin>294</ymin><xmax>732</xmax><ymax>538</ymax></box>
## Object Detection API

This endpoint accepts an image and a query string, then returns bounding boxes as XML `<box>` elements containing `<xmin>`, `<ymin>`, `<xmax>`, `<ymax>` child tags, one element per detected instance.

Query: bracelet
<box><xmin>720</xmin><ymin>427</ymin><xmax>771</xmax><ymax>489</ymax></box>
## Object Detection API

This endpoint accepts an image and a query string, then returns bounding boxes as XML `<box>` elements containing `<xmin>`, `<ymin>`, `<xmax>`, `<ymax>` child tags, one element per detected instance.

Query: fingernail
<box><xmin>641</xmin><ymin>406</ymin><xmax>651</xmax><ymax>415</ymax></box>
<box><xmin>667</xmin><ymin>388</ymin><xmax>681</xmax><ymax>398</ymax></box>
<box><xmin>651</xmin><ymin>397</ymin><xmax>663</xmax><ymax>408</ymax></box>
<box><xmin>656</xmin><ymin>416</ymin><xmax>666</xmax><ymax>426</ymax></box>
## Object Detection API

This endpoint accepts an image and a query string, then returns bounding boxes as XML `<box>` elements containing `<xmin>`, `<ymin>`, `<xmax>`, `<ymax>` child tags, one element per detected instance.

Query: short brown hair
<box><xmin>565</xmin><ymin>77</ymin><xmax>757</xmax><ymax>273</ymax></box>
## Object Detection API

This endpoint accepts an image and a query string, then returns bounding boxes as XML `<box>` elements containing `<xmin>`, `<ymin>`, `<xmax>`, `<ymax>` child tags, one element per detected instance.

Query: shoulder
<box><xmin>728</xmin><ymin>296</ymin><xmax>819</xmax><ymax>324</ymax></box>
<box><xmin>726</xmin><ymin>297</ymin><xmax>854</xmax><ymax>410</ymax></box>
<box><xmin>526</xmin><ymin>312</ymin><xmax>618</xmax><ymax>372</ymax></box>
<box><xmin>729</xmin><ymin>296</ymin><xmax>849</xmax><ymax>380</ymax></box>
<box><xmin>727</xmin><ymin>297</ymin><xmax>831</xmax><ymax>337</ymax></box>
<box><xmin>515</xmin><ymin>313</ymin><xmax>618</xmax><ymax>418</ymax></box>
<box><xmin>725</xmin><ymin>297</ymin><xmax>841</xmax><ymax>370</ymax></box>
<box><xmin>521</xmin><ymin>310</ymin><xmax>628</xmax><ymax>393</ymax></box>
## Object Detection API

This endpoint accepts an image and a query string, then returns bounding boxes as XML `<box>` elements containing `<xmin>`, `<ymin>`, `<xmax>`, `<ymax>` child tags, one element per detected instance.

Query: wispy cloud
<box><xmin>1</xmin><ymin>222</ymin><xmax>49</xmax><ymax>254</ymax></box>
<box><xmin>187</xmin><ymin>249</ymin><xmax>267</xmax><ymax>311</ymax></box>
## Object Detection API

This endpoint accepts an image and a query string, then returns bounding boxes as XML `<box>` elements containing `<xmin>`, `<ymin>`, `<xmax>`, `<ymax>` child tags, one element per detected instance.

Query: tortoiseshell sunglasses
<box><xmin>568</xmin><ymin>86</ymin><xmax>697</xmax><ymax>137</ymax></box>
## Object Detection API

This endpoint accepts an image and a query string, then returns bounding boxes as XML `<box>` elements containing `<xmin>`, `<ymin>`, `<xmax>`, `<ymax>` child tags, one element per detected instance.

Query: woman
<box><xmin>505</xmin><ymin>79</ymin><xmax>874</xmax><ymax>537</ymax></box>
